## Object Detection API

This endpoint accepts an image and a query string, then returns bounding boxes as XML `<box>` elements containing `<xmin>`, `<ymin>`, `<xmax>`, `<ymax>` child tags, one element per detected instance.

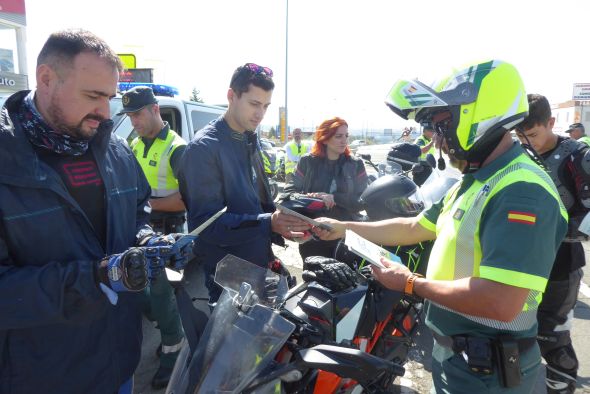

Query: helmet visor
<box><xmin>385</xmin><ymin>189</ymin><xmax>424</xmax><ymax>217</ymax></box>
<box><xmin>385</xmin><ymin>79</ymin><xmax>448</xmax><ymax>120</ymax></box>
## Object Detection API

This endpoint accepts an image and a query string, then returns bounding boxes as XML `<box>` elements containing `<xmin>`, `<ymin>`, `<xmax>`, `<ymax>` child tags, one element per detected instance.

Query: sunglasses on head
<box><xmin>244</xmin><ymin>63</ymin><xmax>273</xmax><ymax>77</ymax></box>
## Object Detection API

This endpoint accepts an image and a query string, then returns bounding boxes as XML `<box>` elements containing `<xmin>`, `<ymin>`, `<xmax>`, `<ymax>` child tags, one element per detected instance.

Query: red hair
<box><xmin>311</xmin><ymin>117</ymin><xmax>350</xmax><ymax>158</ymax></box>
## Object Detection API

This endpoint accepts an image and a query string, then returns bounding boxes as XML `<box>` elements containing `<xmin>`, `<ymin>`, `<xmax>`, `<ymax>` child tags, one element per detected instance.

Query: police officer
<box><xmin>566</xmin><ymin>122</ymin><xmax>590</xmax><ymax>147</ymax></box>
<box><xmin>284</xmin><ymin>127</ymin><xmax>310</xmax><ymax>182</ymax></box>
<box><xmin>117</xmin><ymin>86</ymin><xmax>186</xmax><ymax>389</ymax></box>
<box><xmin>515</xmin><ymin>94</ymin><xmax>589</xmax><ymax>394</ymax></box>
<box><xmin>414</xmin><ymin>121</ymin><xmax>436</xmax><ymax>159</ymax></box>
<box><xmin>315</xmin><ymin>60</ymin><xmax>567</xmax><ymax>393</ymax></box>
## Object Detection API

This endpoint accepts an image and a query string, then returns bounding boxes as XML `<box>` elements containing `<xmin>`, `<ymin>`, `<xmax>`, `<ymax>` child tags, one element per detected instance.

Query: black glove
<box><xmin>98</xmin><ymin>247</ymin><xmax>148</xmax><ymax>292</ymax></box>
<box><xmin>139</xmin><ymin>233</ymin><xmax>193</xmax><ymax>277</ymax></box>
<box><xmin>302</xmin><ymin>256</ymin><xmax>357</xmax><ymax>292</ymax></box>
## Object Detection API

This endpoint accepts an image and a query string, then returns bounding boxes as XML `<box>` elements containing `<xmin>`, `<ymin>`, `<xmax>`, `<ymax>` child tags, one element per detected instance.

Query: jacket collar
<box><xmin>0</xmin><ymin>90</ymin><xmax>113</xmax><ymax>185</ymax></box>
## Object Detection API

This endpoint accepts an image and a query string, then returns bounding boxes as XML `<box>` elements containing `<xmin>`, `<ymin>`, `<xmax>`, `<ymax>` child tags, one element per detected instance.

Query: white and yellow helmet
<box><xmin>385</xmin><ymin>60</ymin><xmax>528</xmax><ymax>163</ymax></box>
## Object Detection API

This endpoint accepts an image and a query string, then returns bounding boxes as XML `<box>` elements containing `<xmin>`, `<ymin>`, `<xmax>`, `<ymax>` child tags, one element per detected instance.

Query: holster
<box><xmin>433</xmin><ymin>332</ymin><xmax>535</xmax><ymax>388</ymax></box>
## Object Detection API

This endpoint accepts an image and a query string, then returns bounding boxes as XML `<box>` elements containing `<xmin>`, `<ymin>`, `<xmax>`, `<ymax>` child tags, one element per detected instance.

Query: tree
<box><xmin>189</xmin><ymin>87</ymin><xmax>204</xmax><ymax>103</ymax></box>
<box><xmin>268</xmin><ymin>126</ymin><xmax>276</xmax><ymax>138</ymax></box>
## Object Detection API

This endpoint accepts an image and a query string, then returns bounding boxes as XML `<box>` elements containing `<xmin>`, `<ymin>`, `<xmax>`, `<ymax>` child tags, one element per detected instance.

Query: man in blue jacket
<box><xmin>0</xmin><ymin>29</ymin><xmax>178</xmax><ymax>394</ymax></box>
<box><xmin>179</xmin><ymin>63</ymin><xmax>310</xmax><ymax>303</ymax></box>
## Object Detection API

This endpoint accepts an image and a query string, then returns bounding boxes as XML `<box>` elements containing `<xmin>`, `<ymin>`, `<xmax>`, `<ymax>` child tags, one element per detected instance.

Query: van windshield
<box><xmin>109</xmin><ymin>98</ymin><xmax>126</xmax><ymax>129</ymax></box>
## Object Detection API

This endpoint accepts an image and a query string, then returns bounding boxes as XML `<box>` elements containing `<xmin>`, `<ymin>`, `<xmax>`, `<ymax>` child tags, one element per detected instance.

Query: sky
<box><xmin>15</xmin><ymin>0</ymin><xmax>590</xmax><ymax>134</ymax></box>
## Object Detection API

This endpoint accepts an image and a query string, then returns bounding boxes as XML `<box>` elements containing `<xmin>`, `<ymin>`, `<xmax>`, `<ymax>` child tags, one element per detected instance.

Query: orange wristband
<box><xmin>404</xmin><ymin>273</ymin><xmax>423</xmax><ymax>296</ymax></box>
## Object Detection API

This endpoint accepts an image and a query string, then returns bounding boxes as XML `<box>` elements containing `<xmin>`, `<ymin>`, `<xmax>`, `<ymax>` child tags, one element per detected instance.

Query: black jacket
<box><xmin>285</xmin><ymin>153</ymin><xmax>368</xmax><ymax>220</ymax></box>
<box><xmin>178</xmin><ymin>117</ymin><xmax>277</xmax><ymax>301</ymax></box>
<box><xmin>0</xmin><ymin>91</ymin><xmax>152</xmax><ymax>394</ymax></box>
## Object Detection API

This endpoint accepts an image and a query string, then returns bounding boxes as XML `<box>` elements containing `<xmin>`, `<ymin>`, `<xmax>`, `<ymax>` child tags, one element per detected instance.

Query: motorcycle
<box><xmin>167</xmin><ymin>254</ymin><xmax>406</xmax><ymax>393</ymax></box>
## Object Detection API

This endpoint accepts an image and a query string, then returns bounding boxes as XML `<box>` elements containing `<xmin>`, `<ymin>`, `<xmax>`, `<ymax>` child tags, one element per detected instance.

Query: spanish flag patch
<box><xmin>507</xmin><ymin>211</ymin><xmax>537</xmax><ymax>225</ymax></box>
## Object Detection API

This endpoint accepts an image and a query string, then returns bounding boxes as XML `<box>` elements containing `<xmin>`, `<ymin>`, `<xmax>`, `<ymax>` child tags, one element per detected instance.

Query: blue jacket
<box><xmin>0</xmin><ymin>91</ymin><xmax>152</xmax><ymax>394</ymax></box>
<box><xmin>178</xmin><ymin>117</ymin><xmax>276</xmax><ymax>300</ymax></box>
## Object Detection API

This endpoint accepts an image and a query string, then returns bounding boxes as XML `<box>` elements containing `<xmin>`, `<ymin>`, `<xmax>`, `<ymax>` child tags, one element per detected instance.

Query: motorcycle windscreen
<box><xmin>193</xmin><ymin>301</ymin><xmax>295</xmax><ymax>393</ymax></box>
<box><xmin>419</xmin><ymin>176</ymin><xmax>459</xmax><ymax>209</ymax></box>
<box><xmin>214</xmin><ymin>254</ymin><xmax>289</xmax><ymax>304</ymax></box>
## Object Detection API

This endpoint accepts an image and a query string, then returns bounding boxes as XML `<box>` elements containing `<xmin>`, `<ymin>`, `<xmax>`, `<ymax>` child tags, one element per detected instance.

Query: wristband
<box><xmin>404</xmin><ymin>273</ymin><xmax>424</xmax><ymax>296</ymax></box>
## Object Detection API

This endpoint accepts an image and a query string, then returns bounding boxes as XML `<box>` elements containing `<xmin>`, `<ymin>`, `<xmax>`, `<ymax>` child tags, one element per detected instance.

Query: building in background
<box><xmin>552</xmin><ymin>83</ymin><xmax>590</xmax><ymax>133</ymax></box>
<box><xmin>0</xmin><ymin>0</ymin><xmax>28</xmax><ymax>95</ymax></box>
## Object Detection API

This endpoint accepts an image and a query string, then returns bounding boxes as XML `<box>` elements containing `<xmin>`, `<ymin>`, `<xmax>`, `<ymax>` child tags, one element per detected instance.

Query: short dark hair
<box><xmin>516</xmin><ymin>94</ymin><xmax>551</xmax><ymax>132</ymax></box>
<box><xmin>229</xmin><ymin>64</ymin><xmax>274</xmax><ymax>97</ymax></box>
<box><xmin>37</xmin><ymin>29</ymin><xmax>123</xmax><ymax>76</ymax></box>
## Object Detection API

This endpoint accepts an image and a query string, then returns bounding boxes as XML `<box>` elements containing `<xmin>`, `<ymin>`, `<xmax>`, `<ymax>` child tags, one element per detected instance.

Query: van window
<box><xmin>161</xmin><ymin>107</ymin><xmax>182</xmax><ymax>135</ymax></box>
<box><xmin>191</xmin><ymin>110</ymin><xmax>221</xmax><ymax>134</ymax></box>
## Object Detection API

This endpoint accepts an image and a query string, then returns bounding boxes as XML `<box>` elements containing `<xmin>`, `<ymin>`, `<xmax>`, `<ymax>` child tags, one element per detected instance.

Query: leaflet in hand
<box><xmin>275</xmin><ymin>203</ymin><xmax>334</xmax><ymax>231</ymax></box>
<box><xmin>344</xmin><ymin>229</ymin><xmax>402</xmax><ymax>269</ymax></box>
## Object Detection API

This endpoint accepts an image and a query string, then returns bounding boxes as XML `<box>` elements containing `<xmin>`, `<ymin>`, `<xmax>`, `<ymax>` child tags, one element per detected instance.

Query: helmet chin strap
<box><xmin>437</xmin><ymin>145</ymin><xmax>446</xmax><ymax>170</ymax></box>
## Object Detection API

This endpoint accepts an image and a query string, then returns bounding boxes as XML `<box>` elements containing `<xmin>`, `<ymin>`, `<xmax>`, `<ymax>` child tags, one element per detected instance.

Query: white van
<box><xmin>109</xmin><ymin>83</ymin><xmax>225</xmax><ymax>144</ymax></box>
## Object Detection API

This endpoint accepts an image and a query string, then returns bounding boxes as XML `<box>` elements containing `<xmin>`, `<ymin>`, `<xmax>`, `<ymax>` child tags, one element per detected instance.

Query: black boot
<box><xmin>151</xmin><ymin>365</ymin><xmax>174</xmax><ymax>389</ymax></box>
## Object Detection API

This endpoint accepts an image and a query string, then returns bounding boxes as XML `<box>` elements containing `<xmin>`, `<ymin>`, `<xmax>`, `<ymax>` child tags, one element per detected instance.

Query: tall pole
<box><xmin>285</xmin><ymin>0</ymin><xmax>289</xmax><ymax>139</ymax></box>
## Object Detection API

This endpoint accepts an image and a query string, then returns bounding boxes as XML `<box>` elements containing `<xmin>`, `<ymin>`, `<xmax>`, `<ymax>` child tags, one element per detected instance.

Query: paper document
<box><xmin>344</xmin><ymin>229</ymin><xmax>402</xmax><ymax>269</ymax></box>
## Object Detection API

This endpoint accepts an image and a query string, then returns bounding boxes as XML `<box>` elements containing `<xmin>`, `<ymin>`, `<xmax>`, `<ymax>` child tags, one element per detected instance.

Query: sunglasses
<box><xmin>244</xmin><ymin>63</ymin><xmax>273</xmax><ymax>77</ymax></box>
<box><xmin>431</xmin><ymin>110</ymin><xmax>452</xmax><ymax>135</ymax></box>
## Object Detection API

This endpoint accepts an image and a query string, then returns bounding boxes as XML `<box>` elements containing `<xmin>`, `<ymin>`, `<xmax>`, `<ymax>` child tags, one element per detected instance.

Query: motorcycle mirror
<box><xmin>360</xmin><ymin>153</ymin><xmax>372</xmax><ymax>161</ymax></box>
<box><xmin>425</xmin><ymin>153</ymin><xmax>436</xmax><ymax>168</ymax></box>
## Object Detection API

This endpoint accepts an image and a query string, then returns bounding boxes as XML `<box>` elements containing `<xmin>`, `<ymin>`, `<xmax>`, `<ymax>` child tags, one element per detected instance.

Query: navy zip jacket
<box><xmin>0</xmin><ymin>91</ymin><xmax>152</xmax><ymax>394</ymax></box>
<box><xmin>178</xmin><ymin>117</ymin><xmax>276</xmax><ymax>301</ymax></box>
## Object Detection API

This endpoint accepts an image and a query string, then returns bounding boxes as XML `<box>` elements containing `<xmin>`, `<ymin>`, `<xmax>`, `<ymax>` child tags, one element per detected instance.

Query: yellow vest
<box><xmin>285</xmin><ymin>141</ymin><xmax>309</xmax><ymax>174</ymax></box>
<box><xmin>415</xmin><ymin>135</ymin><xmax>436</xmax><ymax>159</ymax></box>
<box><xmin>423</xmin><ymin>154</ymin><xmax>566</xmax><ymax>331</ymax></box>
<box><xmin>131</xmin><ymin>129</ymin><xmax>186</xmax><ymax>197</ymax></box>
<box><xmin>578</xmin><ymin>135</ymin><xmax>590</xmax><ymax>147</ymax></box>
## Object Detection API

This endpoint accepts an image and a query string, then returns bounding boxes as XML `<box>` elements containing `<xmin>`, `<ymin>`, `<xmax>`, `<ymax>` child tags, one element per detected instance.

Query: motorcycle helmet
<box><xmin>384</xmin><ymin>60</ymin><xmax>528</xmax><ymax>165</ymax></box>
<box><xmin>387</xmin><ymin>142</ymin><xmax>421</xmax><ymax>171</ymax></box>
<box><xmin>359</xmin><ymin>174</ymin><xmax>424</xmax><ymax>221</ymax></box>
<box><xmin>277</xmin><ymin>193</ymin><xmax>327</xmax><ymax>218</ymax></box>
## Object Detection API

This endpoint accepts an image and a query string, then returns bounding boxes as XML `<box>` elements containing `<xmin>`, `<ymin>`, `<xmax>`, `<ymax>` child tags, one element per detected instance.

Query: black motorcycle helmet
<box><xmin>277</xmin><ymin>193</ymin><xmax>327</xmax><ymax>218</ymax></box>
<box><xmin>359</xmin><ymin>174</ymin><xmax>424</xmax><ymax>221</ymax></box>
<box><xmin>387</xmin><ymin>142</ymin><xmax>421</xmax><ymax>171</ymax></box>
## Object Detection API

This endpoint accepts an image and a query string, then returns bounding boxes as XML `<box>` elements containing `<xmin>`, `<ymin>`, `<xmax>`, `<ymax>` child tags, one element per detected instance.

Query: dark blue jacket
<box><xmin>0</xmin><ymin>91</ymin><xmax>152</xmax><ymax>394</ymax></box>
<box><xmin>178</xmin><ymin>117</ymin><xmax>276</xmax><ymax>300</ymax></box>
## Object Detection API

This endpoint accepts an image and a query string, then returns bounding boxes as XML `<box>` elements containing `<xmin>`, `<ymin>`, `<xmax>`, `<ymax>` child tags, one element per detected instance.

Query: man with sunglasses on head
<box><xmin>314</xmin><ymin>60</ymin><xmax>567</xmax><ymax>393</ymax></box>
<box><xmin>178</xmin><ymin>63</ymin><xmax>309</xmax><ymax>305</ymax></box>
<box><xmin>515</xmin><ymin>94</ymin><xmax>590</xmax><ymax>394</ymax></box>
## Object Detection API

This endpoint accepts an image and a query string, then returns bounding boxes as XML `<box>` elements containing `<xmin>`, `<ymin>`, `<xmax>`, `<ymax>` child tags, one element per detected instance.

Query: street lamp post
<box><xmin>285</xmin><ymin>0</ymin><xmax>289</xmax><ymax>140</ymax></box>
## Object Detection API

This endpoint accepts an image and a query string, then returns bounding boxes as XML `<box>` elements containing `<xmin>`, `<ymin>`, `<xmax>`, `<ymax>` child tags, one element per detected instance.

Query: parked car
<box><xmin>349</xmin><ymin>139</ymin><xmax>367</xmax><ymax>153</ymax></box>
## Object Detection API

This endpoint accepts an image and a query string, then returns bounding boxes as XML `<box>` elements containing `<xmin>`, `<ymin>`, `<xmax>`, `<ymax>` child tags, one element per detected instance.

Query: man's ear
<box><xmin>36</xmin><ymin>64</ymin><xmax>54</xmax><ymax>92</ymax></box>
<box><xmin>227</xmin><ymin>88</ymin><xmax>235</xmax><ymax>103</ymax></box>
<box><xmin>548</xmin><ymin>117</ymin><xmax>556</xmax><ymax>129</ymax></box>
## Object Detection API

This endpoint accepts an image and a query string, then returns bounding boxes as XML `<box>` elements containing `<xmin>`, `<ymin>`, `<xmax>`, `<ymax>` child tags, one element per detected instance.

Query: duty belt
<box><xmin>432</xmin><ymin>331</ymin><xmax>537</xmax><ymax>355</ymax></box>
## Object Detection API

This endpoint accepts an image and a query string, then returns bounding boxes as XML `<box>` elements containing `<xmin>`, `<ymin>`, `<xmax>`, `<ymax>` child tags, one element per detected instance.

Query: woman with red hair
<box><xmin>284</xmin><ymin>117</ymin><xmax>369</xmax><ymax>260</ymax></box>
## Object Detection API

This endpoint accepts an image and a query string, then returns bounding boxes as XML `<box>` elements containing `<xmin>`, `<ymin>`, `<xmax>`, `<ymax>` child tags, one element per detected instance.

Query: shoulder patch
<box><xmin>507</xmin><ymin>210</ymin><xmax>536</xmax><ymax>225</ymax></box>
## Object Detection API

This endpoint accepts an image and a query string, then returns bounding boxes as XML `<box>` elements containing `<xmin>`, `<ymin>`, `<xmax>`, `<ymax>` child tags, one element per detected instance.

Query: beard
<box><xmin>46</xmin><ymin>99</ymin><xmax>105</xmax><ymax>141</ymax></box>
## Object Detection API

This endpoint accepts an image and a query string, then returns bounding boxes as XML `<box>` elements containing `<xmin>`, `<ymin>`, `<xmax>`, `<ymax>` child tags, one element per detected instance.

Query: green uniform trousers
<box><xmin>430</xmin><ymin>342</ymin><xmax>542</xmax><ymax>394</ymax></box>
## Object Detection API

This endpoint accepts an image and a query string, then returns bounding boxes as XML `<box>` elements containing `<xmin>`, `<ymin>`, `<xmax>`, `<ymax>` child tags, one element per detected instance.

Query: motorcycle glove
<box><xmin>98</xmin><ymin>247</ymin><xmax>149</xmax><ymax>292</ymax></box>
<box><xmin>139</xmin><ymin>233</ymin><xmax>192</xmax><ymax>275</ymax></box>
<box><xmin>302</xmin><ymin>256</ymin><xmax>357</xmax><ymax>291</ymax></box>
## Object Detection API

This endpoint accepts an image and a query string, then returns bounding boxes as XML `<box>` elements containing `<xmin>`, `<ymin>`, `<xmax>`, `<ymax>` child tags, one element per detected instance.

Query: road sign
<box><xmin>573</xmin><ymin>83</ymin><xmax>590</xmax><ymax>100</ymax></box>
